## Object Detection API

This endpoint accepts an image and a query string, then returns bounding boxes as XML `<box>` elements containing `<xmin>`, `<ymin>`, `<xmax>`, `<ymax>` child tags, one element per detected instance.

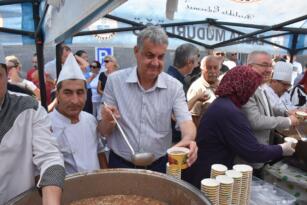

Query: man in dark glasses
<box><xmin>213</xmin><ymin>50</ymin><xmax>229</xmax><ymax>75</ymax></box>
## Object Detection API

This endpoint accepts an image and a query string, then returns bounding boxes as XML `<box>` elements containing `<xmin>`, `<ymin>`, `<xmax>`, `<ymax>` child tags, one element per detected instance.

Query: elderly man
<box><xmin>187</xmin><ymin>55</ymin><xmax>221</xmax><ymax>127</ymax></box>
<box><xmin>213</xmin><ymin>51</ymin><xmax>229</xmax><ymax>75</ymax></box>
<box><xmin>0</xmin><ymin>63</ymin><xmax>65</xmax><ymax>204</ymax></box>
<box><xmin>264</xmin><ymin>61</ymin><xmax>295</xmax><ymax>111</ymax></box>
<box><xmin>98</xmin><ymin>26</ymin><xmax>197</xmax><ymax>173</ymax></box>
<box><xmin>49</xmin><ymin>54</ymin><xmax>107</xmax><ymax>175</ymax></box>
<box><xmin>241</xmin><ymin>51</ymin><xmax>299</xmax><ymax>176</ymax></box>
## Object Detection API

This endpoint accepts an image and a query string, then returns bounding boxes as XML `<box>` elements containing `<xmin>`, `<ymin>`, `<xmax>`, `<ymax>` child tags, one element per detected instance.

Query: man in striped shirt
<box><xmin>98</xmin><ymin>26</ymin><xmax>198</xmax><ymax>173</ymax></box>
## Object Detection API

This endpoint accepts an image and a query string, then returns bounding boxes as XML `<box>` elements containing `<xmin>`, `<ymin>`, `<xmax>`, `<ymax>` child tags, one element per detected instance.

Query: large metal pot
<box><xmin>8</xmin><ymin>169</ymin><xmax>211</xmax><ymax>205</ymax></box>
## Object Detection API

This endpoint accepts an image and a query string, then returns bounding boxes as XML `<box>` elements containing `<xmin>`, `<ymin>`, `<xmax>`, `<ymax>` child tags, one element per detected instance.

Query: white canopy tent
<box><xmin>0</xmin><ymin>0</ymin><xmax>306</xmax><ymax>107</ymax></box>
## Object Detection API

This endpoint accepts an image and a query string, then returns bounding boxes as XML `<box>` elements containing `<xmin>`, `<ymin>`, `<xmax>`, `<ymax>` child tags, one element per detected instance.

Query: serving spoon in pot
<box><xmin>105</xmin><ymin>103</ymin><xmax>155</xmax><ymax>167</ymax></box>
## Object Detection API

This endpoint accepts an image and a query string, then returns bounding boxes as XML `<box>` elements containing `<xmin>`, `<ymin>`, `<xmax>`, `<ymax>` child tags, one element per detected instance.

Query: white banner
<box><xmin>43</xmin><ymin>0</ymin><xmax>127</xmax><ymax>44</ymax></box>
<box><xmin>110</xmin><ymin>0</ymin><xmax>307</xmax><ymax>27</ymax></box>
<box><xmin>72</xmin><ymin>0</ymin><xmax>306</xmax><ymax>54</ymax></box>
<box><xmin>74</xmin><ymin>19</ymin><xmax>291</xmax><ymax>54</ymax></box>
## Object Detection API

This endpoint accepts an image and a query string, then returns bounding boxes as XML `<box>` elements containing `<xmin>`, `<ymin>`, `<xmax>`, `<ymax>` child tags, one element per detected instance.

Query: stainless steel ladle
<box><xmin>106</xmin><ymin>104</ymin><xmax>155</xmax><ymax>166</ymax></box>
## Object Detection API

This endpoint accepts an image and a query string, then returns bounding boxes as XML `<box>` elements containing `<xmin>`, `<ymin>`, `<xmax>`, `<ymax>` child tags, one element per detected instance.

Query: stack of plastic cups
<box><xmin>211</xmin><ymin>164</ymin><xmax>228</xmax><ymax>178</ymax></box>
<box><xmin>166</xmin><ymin>162</ymin><xmax>181</xmax><ymax>179</ymax></box>
<box><xmin>233</xmin><ymin>164</ymin><xmax>253</xmax><ymax>205</ymax></box>
<box><xmin>225</xmin><ymin>170</ymin><xmax>243</xmax><ymax>205</ymax></box>
<box><xmin>201</xmin><ymin>178</ymin><xmax>220</xmax><ymax>205</ymax></box>
<box><xmin>216</xmin><ymin>175</ymin><xmax>234</xmax><ymax>205</ymax></box>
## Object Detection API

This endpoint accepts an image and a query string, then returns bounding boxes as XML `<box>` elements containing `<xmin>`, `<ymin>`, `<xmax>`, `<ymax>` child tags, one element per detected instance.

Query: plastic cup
<box><xmin>284</xmin><ymin>137</ymin><xmax>298</xmax><ymax>148</ymax></box>
<box><xmin>295</xmin><ymin>111</ymin><xmax>307</xmax><ymax>121</ymax></box>
<box><xmin>167</xmin><ymin>147</ymin><xmax>190</xmax><ymax>169</ymax></box>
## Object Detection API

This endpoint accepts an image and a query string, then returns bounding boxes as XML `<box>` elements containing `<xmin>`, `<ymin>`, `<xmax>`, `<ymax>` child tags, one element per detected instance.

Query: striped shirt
<box><xmin>98</xmin><ymin>66</ymin><xmax>191</xmax><ymax>161</ymax></box>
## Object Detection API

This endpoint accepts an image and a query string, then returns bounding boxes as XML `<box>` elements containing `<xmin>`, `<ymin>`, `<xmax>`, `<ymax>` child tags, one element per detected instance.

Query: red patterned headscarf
<box><xmin>299</xmin><ymin>71</ymin><xmax>307</xmax><ymax>92</ymax></box>
<box><xmin>216</xmin><ymin>65</ymin><xmax>262</xmax><ymax>108</ymax></box>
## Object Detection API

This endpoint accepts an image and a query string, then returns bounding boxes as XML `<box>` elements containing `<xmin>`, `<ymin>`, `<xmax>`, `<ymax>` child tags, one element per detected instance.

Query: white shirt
<box><xmin>49</xmin><ymin>109</ymin><xmax>104</xmax><ymax>175</ymax></box>
<box><xmin>90</xmin><ymin>72</ymin><xmax>102</xmax><ymax>103</ymax></box>
<box><xmin>291</xmin><ymin>61</ymin><xmax>303</xmax><ymax>86</ymax></box>
<box><xmin>44</xmin><ymin>59</ymin><xmax>57</xmax><ymax>80</ymax></box>
<box><xmin>9</xmin><ymin>79</ymin><xmax>37</xmax><ymax>92</ymax></box>
<box><xmin>98</xmin><ymin>67</ymin><xmax>191</xmax><ymax>161</ymax></box>
<box><xmin>187</xmin><ymin>76</ymin><xmax>217</xmax><ymax>116</ymax></box>
<box><xmin>263</xmin><ymin>84</ymin><xmax>292</xmax><ymax>125</ymax></box>
<box><xmin>263</xmin><ymin>84</ymin><xmax>295</xmax><ymax>111</ymax></box>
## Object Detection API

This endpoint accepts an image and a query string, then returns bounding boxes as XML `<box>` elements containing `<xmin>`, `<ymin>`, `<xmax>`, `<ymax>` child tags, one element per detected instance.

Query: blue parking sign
<box><xmin>95</xmin><ymin>47</ymin><xmax>113</xmax><ymax>65</ymax></box>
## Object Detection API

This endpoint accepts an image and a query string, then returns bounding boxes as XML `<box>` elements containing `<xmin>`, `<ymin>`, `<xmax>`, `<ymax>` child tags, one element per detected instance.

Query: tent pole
<box><xmin>289</xmin><ymin>34</ymin><xmax>298</xmax><ymax>63</ymax></box>
<box><xmin>211</xmin><ymin>14</ymin><xmax>307</xmax><ymax>48</ymax></box>
<box><xmin>34</xmin><ymin>3</ymin><xmax>49</xmax><ymax>38</ymax></box>
<box><xmin>105</xmin><ymin>14</ymin><xmax>212</xmax><ymax>48</ymax></box>
<box><xmin>56</xmin><ymin>43</ymin><xmax>63</xmax><ymax>78</ymax></box>
<box><xmin>0</xmin><ymin>0</ymin><xmax>32</xmax><ymax>6</ymax></box>
<box><xmin>212</xmin><ymin>23</ymin><xmax>289</xmax><ymax>51</ymax></box>
<box><xmin>296</xmin><ymin>47</ymin><xmax>307</xmax><ymax>52</ymax></box>
<box><xmin>0</xmin><ymin>27</ymin><xmax>34</xmax><ymax>37</ymax></box>
<box><xmin>33</xmin><ymin>0</ymin><xmax>47</xmax><ymax>109</ymax></box>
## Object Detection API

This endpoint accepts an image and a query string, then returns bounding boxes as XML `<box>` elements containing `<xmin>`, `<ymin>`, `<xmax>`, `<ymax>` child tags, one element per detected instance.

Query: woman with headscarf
<box><xmin>182</xmin><ymin>65</ymin><xmax>294</xmax><ymax>188</ymax></box>
<box><xmin>291</xmin><ymin>70</ymin><xmax>307</xmax><ymax>107</ymax></box>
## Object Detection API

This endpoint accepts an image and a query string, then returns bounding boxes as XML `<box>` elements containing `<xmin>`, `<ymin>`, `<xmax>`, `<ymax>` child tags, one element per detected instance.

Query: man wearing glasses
<box><xmin>240</xmin><ymin>51</ymin><xmax>300</xmax><ymax>177</ymax></box>
<box><xmin>213</xmin><ymin>51</ymin><xmax>229</xmax><ymax>75</ymax></box>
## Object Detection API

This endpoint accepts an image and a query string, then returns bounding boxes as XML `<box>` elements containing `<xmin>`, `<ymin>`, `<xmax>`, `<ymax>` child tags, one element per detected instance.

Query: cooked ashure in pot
<box><xmin>70</xmin><ymin>195</ymin><xmax>169</xmax><ymax>205</ymax></box>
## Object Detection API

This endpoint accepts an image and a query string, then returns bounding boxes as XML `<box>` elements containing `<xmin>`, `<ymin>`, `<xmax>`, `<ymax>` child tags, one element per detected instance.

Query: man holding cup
<box><xmin>98</xmin><ymin>26</ymin><xmax>197</xmax><ymax>173</ymax></box>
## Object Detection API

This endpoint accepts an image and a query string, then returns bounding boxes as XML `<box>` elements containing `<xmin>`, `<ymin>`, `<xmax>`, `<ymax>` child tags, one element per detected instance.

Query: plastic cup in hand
<box><xmin>284</xmin><ymin>137</ymin><xmax>298</xmax><ymax>149</ymax></box>
<box><xmin>167</xmin><ymin>147</ymin><xmax>190</xmax><ymax>170</ymax></box>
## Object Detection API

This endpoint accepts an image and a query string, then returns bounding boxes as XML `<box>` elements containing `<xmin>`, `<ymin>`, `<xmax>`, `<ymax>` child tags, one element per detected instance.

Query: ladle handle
<box><xmin>104</xmin><ymin>103</ymin><xmax>135</xmax><ymax>155</ymax></box>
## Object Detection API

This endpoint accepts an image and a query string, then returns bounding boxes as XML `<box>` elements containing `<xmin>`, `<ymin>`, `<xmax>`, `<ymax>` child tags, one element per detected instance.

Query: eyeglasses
<box><xmin>90</xmin><ymin>65</ymin><xmax>98</xmax><ymax>68</ymax></box>
<box><xmin>215</xmin><ymin>52</ymin><xmax>225</xmax><ymax>56</ymax></box>
<box><xmin>250</xmin><ymin>63</ymin><xmax>273</xmax><ymax>68</ymax></box>
<box><xmin>231</xmin><ymin>53</ymin><xmax>237</xmax><ymax>56</ymax></box>
<box><xmin>104</xmin><ymin>60</ymin><xmax>111</xmax><ymax>63</ymax></box>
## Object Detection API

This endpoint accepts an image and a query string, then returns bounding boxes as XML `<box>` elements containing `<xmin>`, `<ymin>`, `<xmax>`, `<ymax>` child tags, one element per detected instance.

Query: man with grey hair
<box><xmin>187</xmin><ymin>55</ymin><xmax>221</xmax><ymax>127</ymax></box>
<box><xmin>98</xmin><ymin>26</ymin><xmax>197</xmax><ymax>173</ymax></box>
<box><xmin>167</xmin><ymin>43</ymin><xmax>199</xmax><ymax>92</ymax></box>
<box><xmin>241</xmin><ymin>51</ymin><xmax>299</xmax><ymax>176</ymax></box>
<box><xmin>166</xmin><ymin>43</ymin><xmax>200</xmax><ymax>142</ymax></box>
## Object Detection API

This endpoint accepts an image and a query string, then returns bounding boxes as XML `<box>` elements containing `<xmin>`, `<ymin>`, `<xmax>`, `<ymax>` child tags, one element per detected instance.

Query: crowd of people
<box><xmin>1</xmin><ymin>25</ymin><xmax>307</xmax><ymax>204</ymax></box>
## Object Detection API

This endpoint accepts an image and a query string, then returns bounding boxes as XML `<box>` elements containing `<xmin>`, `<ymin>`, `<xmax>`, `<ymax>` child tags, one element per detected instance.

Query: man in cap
<box><xmin>49</xmin><ymin>53</ymin><xmax>108</xmax><ymax>175</ymax></box>
<box><xmin>0</xmin><ymin>63</ymin><xmax>65</xmax><ymax>204</ymax></box>
<box><xmin>98</xmin><ymin>26</ymin><xmax>197</xmax><ymax>173</ymax></box>
<box><xmin>264</xmin><ymin>61</ymin><xmax>296</xmax><ymax>111</ymax></box>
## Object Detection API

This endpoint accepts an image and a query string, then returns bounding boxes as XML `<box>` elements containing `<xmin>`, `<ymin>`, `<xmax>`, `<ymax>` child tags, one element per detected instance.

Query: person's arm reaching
<box><xmin>174</xmin><ymin>120</ymin><xmax>197</xmax><ymax>166</ymax></box>
<box><xmin>98</xmin><ymin>104</ymin><xmax>120</xmax><ymax>137</ymax></box>
<box><xmin>42</xmin><ymin>186</ymin><xmax>62</xmax><ymax>205</ymax></box>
